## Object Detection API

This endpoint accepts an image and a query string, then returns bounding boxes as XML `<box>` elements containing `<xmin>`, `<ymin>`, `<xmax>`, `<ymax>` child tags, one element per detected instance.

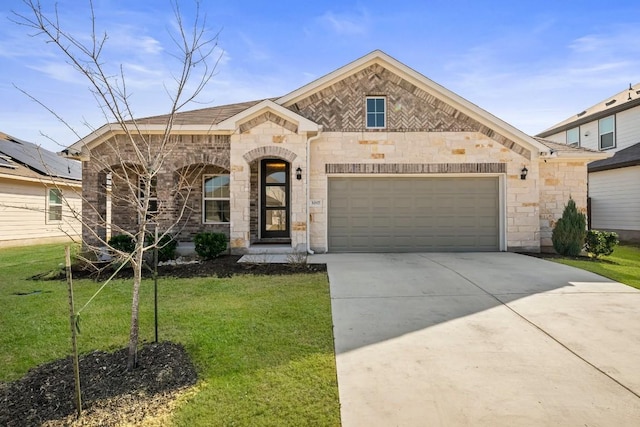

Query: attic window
<box><xmin>366</xmin><ymin>96</ymin><xmax>386</xmax><ymax>129</ymax></box>
<box><xmin>605</xmin><ymin>99</ymin><xmax>617</xmax><ymax>106</ymax></box>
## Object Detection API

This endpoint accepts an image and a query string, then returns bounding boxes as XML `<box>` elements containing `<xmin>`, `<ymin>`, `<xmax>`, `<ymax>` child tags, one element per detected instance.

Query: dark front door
<box><xmin>261</xmin><ymin>159</ymin><xmax>290</xmax><ymax>239</ymax></box>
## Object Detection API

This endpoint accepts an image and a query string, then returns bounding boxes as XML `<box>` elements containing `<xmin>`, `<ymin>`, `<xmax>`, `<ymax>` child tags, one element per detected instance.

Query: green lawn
<box><xmin>548</xmin><ymin>244</ymin><xmax>640</xmax><ymax>290</ymax></box>
<box><xmin>0</xmin><ymin>244</ymin><xmax>340</xmax><ymax>426</ymax></box>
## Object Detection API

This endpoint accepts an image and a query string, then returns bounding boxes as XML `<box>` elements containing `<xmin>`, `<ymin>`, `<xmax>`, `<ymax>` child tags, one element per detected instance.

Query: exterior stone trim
<box><xmin>325</xmin><ymin>163</ymin><xmax>506</xmax><ymax>174</ymax></box>
<box><xmin>243</xmin><ymin>146</ymin><xmax>298</xmax><ymax>163</ymax></box>
<box><xmin>239</xmin><ymin>112</ymin><xmax>298</xmax><ymax>134</ymax></box>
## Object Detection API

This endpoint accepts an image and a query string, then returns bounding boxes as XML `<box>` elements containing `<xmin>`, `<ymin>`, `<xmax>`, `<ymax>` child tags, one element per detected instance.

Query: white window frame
<box><xmin>566</xmin><ymin>127</ymin><xmax>580</xmax><ymax>147</ymax></box>
<box><xmin>202</xmin><ymin>174</ymin><xmax>230</xmax><ymax>224</ymax></box>
<box><xmin>598</xmin><ymin>115</ymin><xmax>616</xmax><ymax>150</ymax></box>
<box><xmin>365</xmin><ymin>96</ymin><xmax>386</xmax><ymax>129</ymax></box>
<box><xmin>138</xmin><ymin>176</ymin><xmax>158</xmax><ymax>223</ymax></box>
<box><xmin>47</xmin><ymin>188</ymin><xmax>63</xmax><ymax>223</ymax></box>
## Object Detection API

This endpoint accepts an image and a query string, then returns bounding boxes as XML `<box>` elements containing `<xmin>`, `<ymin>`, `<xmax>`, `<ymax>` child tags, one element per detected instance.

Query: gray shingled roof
<box><xmin>0</xmin><ymin>133</ymin><xmax>81</xmax><ymax>181</ymax></box>
<box><xmin>533</xmin><ymin>137</ymin><xmax>601</xmax><ymax>154</ymax></box>
<box><xmin>129</xmin><ymin>99</ymin><xmax>268</xmax><ymax>125</ymax></box>
<box><xmin>537</xmin><ymin>83</ymin><xmax>640</xmax><ymax>137</ymax></box>
<box><xmin>588</xmin><ymin>141</ymin><xmax>640</xmax><ymax>172</ymax></box>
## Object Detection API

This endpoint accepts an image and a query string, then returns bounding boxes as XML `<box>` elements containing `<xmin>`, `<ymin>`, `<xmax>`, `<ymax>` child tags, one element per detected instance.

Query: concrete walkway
<box><xmin>310</xmin><ymin>252</ymin><xmax>640</xmax><ymax>426</ymax></box>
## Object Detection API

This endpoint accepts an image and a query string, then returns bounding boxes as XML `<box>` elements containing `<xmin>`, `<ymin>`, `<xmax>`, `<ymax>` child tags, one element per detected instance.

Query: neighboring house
<box><xmin>0</xmin><ymin>132</ymin><xmax>82</xmax><ymax>248</ymax></box>
<box><xmin>67</xmin><ymin>50</ymin><xmax>607</xmax><ymax>254</ymax></box>
<box><xmin>537</xmin><ymin>83</ymin><xmax>640</xmax><ymax>242</ymax></box>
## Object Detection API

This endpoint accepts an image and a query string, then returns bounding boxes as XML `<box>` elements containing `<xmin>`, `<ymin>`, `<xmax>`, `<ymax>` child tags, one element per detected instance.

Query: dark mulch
<box><xmin>32</xmin><ymin>254</ymin><xmax>327</xmax><ymax>281</ymax></box>
<box><xmin>0</xmin><ymin>342</ymin><xmax>197</xmax><ymax>427</ymax></box>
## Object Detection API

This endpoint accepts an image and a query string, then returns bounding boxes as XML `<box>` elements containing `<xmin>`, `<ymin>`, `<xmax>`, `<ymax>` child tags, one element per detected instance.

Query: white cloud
<box><xmin>319</xmin><ymin>8</ymin><xmax>370</xmax><ymax>36</ymax></box>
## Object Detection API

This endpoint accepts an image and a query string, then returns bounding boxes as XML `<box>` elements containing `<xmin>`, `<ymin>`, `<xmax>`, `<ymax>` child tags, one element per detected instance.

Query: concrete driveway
<box><xmin>311</xmin><ymin>252</ymin><xmax>640</xmax><ymax>426</ymax></box>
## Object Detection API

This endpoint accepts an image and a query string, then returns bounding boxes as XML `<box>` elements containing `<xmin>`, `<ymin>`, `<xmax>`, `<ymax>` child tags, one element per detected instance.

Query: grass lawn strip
<box><xmin>548</xmin><ymin>244</ymin><xmax>640</xmax><ymax>290</ymax></box>
<box><xmin>0</xmin><ymin>244</ymin><xmax>340</xmax><ymax>426</ymax></box>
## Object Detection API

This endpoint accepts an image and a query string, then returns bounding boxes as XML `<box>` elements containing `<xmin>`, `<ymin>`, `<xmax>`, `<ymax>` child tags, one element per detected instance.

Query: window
<box><xmin>566</xmin><ymin>127</ymin><xmax>580</xmax><ymax>147</ymax></box>
<box><xmin>366</xmin><ymin>96</ymin><xmax>386</xmax><ymax>128</ymax></box>
<box><xmin>48</xmin><ymin>188</ymin><xmax>62</xmax><ymax>222</ymax></box>
<box><xmin>203</xmin><ymin>175</ymin><xmax>230</xmax><ymax>223</ymax></box>
<box><xmin>599</xmin><ymin>116</ymin><xmax>615</xmax><ymax>150</ymax></box>
<box><xmin>139</xmin><ymin>176</ymin><xmax>158</xmax><ymax>222</ymax></box>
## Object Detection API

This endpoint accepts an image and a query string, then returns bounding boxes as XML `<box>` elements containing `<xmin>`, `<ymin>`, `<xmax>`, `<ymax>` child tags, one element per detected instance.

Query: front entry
<box><xmin>260</xmin><ymin>159</ymin><xmax>290</xmax><ymax>239</ymax></box>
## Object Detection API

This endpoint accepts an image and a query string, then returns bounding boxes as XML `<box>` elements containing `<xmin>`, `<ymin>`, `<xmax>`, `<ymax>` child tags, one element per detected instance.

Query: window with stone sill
<box><xmin>366</xmin><ymin>96</ymin><xmax>386</xmax><ymax>129</ymax></box>
<box><xmin>203</xmin><ymin>174</ymin><xmax>230</xmax><ymax>223</ymax></box>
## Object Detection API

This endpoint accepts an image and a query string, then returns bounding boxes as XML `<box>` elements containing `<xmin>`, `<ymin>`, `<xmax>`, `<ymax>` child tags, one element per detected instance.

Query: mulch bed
<box><xmin>0</xmin><ymin>342</ymin><xmax>197</xmax><ymax>427</ymax></box>
<box><xmin>67</xmin><ymin>254</ymin><xmax>327</xmax><ymax>281</ymax></box>
<box><xmin>3</xmin><ymin>256</ymin><xmax>327</xmax><ymax>426</ymax></box>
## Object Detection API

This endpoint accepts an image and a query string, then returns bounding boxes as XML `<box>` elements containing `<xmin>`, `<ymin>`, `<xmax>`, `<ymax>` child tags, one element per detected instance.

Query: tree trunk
<box><xmin>127</xmin><ymin>240</ymin><xmax>145</xmax><ymax>370</ymax></box>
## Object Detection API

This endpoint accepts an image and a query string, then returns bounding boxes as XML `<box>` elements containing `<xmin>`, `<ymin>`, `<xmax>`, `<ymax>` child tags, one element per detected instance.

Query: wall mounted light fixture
<box><xmin>296</xmin><ymin>167</ymin><xmax>302</xmax><ymax>180</ymax></box>
<box><xmin>520</xmin><ymin>166</ymin><xmax>528</xmax><ymax>180</ymax></box>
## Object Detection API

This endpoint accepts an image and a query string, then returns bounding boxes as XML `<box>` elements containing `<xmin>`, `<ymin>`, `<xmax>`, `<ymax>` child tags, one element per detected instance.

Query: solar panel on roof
<box><xmin>0</xmin><ymin>156</ymin><xmax>16</xmax><ymax>169</ymax></box>
<box><xmin>0</xmin><ymin>135</ymin><xmax>81</xmax><ymax>180</ymax></box>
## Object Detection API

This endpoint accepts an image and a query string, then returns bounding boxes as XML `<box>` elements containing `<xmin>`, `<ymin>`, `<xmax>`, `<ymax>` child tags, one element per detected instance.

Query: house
<box><xmin>0</xmin><ymin>132</ymin><xmax>82</xmax><ymax>248</ymax></box>
<box><xmin>537</xmin><ymin>83</ymin><xmax>640</xmax><ymax>242</ymax></box>
<box><xmin>66</xmin><ymin>50</ymin><xmax>608</xmax><ymax>254</ymax></box>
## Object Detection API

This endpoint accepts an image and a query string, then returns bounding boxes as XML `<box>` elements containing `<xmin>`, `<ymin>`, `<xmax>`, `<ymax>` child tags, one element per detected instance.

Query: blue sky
<box><xmin>2</xmin><ymin>0</ymin><xmax>640</xmax><ymax>152</ymax></box>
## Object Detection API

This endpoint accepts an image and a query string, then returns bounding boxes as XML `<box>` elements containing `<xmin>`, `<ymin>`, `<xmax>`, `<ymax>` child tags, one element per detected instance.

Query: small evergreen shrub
<box><xmin>108</xmin><ymin>234</ymin><xmax>135</xmax><ymax>254</ymax></box>
<box><xmin>585</xmin><ymin>230</ymin><xmax>619</xmax><ymax>258</ymax></box>
<box><xmin>551</xmin><ymin>197</ymin><xmax>587</xmax><ymax>257</ymax></box>
<box><xmin>194</xmin><ymin>232</ymin><xmax>227</xmax><ymax>260</ymax></box>
<box><xmin>145</xmin><ymin>233</ymin><xmax>178</xmax><ymax>262</ymax></box>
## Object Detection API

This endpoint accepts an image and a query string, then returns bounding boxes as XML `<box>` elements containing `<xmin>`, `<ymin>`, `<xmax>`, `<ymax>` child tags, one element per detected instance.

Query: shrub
<box><xmin>551</xmin><ymin>197</ymin><xmax>587</xmax><ymax>257</ymax></box>
<box><xmin>585</xmin><ymin>230</ymin><xmax>619</xmax><ymax>258</ymax></box>
<box><xmin>145</xmin><ymin>233</ymin><xmax>178</xmax><ymax>262</ymax></box>
<box><xmin>194</xmin><ymin>232</ymin><xmax>227</xmax><ymax>260</ymax></box>
<box><xmin>108</xmin><ymin>234</ymin><xmax>135</xmax><ymax>254</ymax></box>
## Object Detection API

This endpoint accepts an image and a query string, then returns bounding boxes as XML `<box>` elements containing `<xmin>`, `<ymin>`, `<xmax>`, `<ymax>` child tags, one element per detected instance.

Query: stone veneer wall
<box><xmin>287</xmin><ymin>63</ymin><xmax>531</xmax><ymax>159</ymax></box>
<box><xmin>308</xmin><ymin>131</ymin><xmax>540</xmax><ymax>252</ymax></box>
<box><xmin>82</xmin><ymin>134</ymin><xmax>230</xmax><ymax>248</ymax></box>
<box><xmin>538</xmin><ymin>160</ymin><xmax>589</xmax><ymax>252</ymax></box>
<box><xmin>229</xmin><ymin>120</ymin><xmax>308</xmax><ymax>252</ymax></box>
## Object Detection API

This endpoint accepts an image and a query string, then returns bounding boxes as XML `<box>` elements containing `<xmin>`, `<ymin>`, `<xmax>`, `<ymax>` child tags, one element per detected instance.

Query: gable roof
<box><xmin>588</xmin><ymin>141</ymin><xmax>640</xmax><ymax>172</ymax></box>
<box><xmin>0</xmin><ymin>132</ymin><xmax>81</xmax><ymax>181</ymax></box>
<box><xmin>277</xmin><ymin>50</ymin><xmax>551</xmax><ymax>156</ymax></box>
<box><xmin>68</xmin><ymin>50</ymin><xmax>554</xmax><ymax>158</ymax></box>
<box><xmin>537</xmin><ymin>83</ymin><xmax>640</xmax><ymax>138</ymax></box>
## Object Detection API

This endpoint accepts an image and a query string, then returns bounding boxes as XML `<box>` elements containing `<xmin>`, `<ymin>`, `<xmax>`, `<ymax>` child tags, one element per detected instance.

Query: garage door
<box><xmin>328</xmin><ymin>177</ymin><xmax>499</xmax><ymax>252</ymax></box>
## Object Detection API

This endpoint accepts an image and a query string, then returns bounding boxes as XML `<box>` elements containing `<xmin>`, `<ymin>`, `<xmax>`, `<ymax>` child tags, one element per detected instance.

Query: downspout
<box><xmin>306</xmin><ymin>126</ymin><xmax>323</xmax><ymax>254</ymax></box>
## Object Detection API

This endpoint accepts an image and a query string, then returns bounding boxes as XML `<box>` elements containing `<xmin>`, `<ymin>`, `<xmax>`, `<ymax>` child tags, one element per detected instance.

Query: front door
<box><xmin>261</xmin><ymin>159</ymin><xmax>290</xmax><ymax>239</ymax></box>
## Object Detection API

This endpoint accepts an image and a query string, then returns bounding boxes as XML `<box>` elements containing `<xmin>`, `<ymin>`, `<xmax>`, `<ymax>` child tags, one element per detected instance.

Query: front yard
<box><xmin>547</xmin><ymin>244</ymin><xmax>640</xmax><ymax>290</ymax></box>
<box><xmin>0</xmin><ymin>244</ymin><xmax>340</xmax><ymax>426</ymax></box>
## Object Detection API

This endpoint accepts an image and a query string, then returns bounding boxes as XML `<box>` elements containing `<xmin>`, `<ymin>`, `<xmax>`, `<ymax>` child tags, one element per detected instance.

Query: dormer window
<box><xmin>366</xmin><ymin>96</ymin><xmax>386</xmax><ymax>129</ymax></box>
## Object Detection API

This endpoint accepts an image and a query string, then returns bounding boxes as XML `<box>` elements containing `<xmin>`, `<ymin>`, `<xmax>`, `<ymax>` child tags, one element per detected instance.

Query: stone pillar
<box><xmin>229</xmin><ymin>161</ymin><xmax>250</xmax><ymax>252</ymax></box>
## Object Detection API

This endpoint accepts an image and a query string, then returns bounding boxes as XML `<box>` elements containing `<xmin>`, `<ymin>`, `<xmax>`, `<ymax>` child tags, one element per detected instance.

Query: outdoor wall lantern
<box><xmin>520</xmin><ymin>166</ymin><xmax>528</xmax><ymax>180</ymax></box>
<box><xmin>296</xmin><ymin>167</ymin><xmax>302</xmax><ymax>180</ymax></box>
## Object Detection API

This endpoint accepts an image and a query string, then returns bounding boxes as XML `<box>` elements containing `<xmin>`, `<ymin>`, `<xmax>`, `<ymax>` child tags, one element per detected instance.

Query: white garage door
<box><xmin>328</xmin><ymin>177</ymin><xmax>499</xmax><ymax>252</ymax></box>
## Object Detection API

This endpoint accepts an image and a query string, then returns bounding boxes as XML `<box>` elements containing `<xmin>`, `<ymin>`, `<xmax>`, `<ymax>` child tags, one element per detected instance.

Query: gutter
<box><xmin>305</xmin><ymin>126</ymin><xmax>323</xmax><ymax>254</ymax></box>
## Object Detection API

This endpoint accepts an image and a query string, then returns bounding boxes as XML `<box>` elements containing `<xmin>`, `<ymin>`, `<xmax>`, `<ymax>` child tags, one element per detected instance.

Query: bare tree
<box><xmin>13</xmin><ymin>0</ymin><xmax>221</xmax><ymax>370</ymax></box>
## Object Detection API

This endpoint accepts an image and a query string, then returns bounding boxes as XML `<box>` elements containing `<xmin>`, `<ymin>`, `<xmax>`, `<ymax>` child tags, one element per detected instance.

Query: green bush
<box><xmin>585</xmin><ymin>230</ymin><xmax>619</xmax><ymax>258</ymax></box>
<box><xmin>551</xmin><ymin>197</ymin><xmax>587</xmax><ymax>257</ymax></box>
<box><xmin>145</xmin><ymin>233</ymin><xmax>178</xmax><ymax>262</ymax></box>
<box><xmin>108</xmin><ymin>234</ymin><xmax>135</xmax><ymax>254</ymax></box>
<box><xmin>194</xmin><ymin>232</ymin><xmax>227</xmax><ymax>260</ymax></box>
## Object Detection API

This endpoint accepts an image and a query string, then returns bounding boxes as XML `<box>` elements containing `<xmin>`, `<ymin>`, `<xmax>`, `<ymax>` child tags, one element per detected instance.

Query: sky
<box><xmin>2</xmin><ymin>0</ymin><xmax>640</xmax><ymax>152</ymax></box>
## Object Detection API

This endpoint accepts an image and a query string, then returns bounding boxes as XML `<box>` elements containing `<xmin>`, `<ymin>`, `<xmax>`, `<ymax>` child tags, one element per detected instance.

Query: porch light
<box><xmin>520</xmin><ymin>166</ymin><xmax>528</xmax><ymax>180</ymax></box>
<box><xmin>296</xmin><ymin>167</ymin><xmax>302</xmax><ymax>180</ymax></box>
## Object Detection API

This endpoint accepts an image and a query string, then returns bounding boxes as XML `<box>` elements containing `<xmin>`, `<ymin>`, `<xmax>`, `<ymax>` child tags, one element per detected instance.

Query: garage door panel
<box><xmin>328</xmin><ymin>177</ymin><xmax>499</xmax><ymax>252</ymax></box>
